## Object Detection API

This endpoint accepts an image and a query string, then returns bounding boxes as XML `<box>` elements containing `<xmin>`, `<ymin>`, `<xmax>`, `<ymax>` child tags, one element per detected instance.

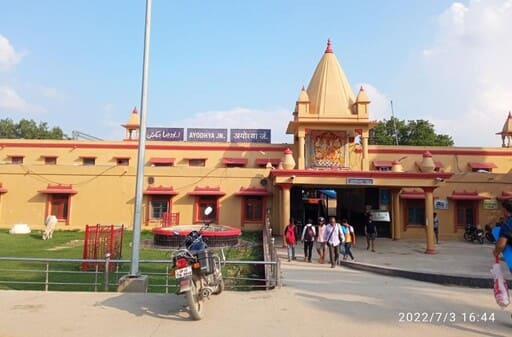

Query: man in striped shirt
<box><xmin>324</xmin><ymin>216</ymin><xmax>344</xmax><ymax>268</ymax></box>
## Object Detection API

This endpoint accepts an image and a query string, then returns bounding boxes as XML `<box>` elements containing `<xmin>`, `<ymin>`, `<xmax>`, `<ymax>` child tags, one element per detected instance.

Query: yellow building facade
<box><xmin>1</xmin><ymin>40</ymin><xmax>511</xmax><ymax>253</ymax></box>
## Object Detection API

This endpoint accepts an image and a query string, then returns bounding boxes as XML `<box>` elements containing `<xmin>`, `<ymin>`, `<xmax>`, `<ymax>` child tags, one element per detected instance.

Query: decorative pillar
<box><xmin>298</xmin><ymin>134</ymin><xmax>305</xmax><ymax>170</ymax></box>
<box><xmin>362</xmin><ymin>134</ymin><xmax>369</xmax><ymax>171</ymax></box>
<box><xmin>391</xmin><ymin>189</ymin><xmax>401</xmax><ymax>240</ymax></box>
<box><xmin>423</xmin><ymin>187</ymin><xmax>436</xmax><ymax>254</ymax></box>
<box><xmin>279</xmin><ymin>183</ymin><xmax>292</xmax><ymax>237</ymax></box>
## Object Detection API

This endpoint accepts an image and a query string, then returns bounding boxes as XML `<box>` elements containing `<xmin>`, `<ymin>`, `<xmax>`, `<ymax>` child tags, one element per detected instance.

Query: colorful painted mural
<box><xmin>308</xmin><ymin>130</ymin><xmax>346</xmax><ymax>168</ymax></box>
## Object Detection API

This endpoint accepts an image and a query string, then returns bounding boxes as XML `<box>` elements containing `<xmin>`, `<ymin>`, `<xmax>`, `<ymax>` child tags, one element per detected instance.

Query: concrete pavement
<box><xmin>277</xmin><ymin>236</ymin><xmax>512</xmax><ymax>288</ymax></box>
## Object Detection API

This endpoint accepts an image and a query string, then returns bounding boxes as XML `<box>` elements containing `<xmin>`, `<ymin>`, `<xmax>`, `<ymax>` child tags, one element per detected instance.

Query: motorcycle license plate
<box><xmin>175</xmin><ymin>266</ymin><xmax>192</xmax><ymax>279</ymax></box>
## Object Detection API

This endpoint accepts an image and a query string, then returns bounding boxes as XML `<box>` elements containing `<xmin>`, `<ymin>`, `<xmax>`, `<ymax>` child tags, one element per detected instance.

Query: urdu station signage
<box><xmin>145</xmin><ymin>127</ymin><xmax>271</xmax><ymax>143</ymax></box>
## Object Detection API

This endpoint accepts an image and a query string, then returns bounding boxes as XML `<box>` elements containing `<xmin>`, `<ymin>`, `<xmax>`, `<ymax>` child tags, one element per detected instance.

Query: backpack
<box><xmin>285</xmin><ymin>225</ymin><xmax>295</xmax><ymax>244</ymax></box>
<box><xmin>304</xmin><ymin>226</ymin><xmax>314</xmax><ymax>241</ymax></box>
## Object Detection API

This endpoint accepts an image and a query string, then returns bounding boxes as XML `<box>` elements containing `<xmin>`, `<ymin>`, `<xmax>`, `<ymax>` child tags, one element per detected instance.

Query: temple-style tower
<box><xmin>122</xmin><ymin>107</ymin><xmax>140</xmax><ymax>141</ymax></box>
<box><xmin>286</xmin><ymin>39</ymin><xmax>376</xmax><ymax>170</ymax></box>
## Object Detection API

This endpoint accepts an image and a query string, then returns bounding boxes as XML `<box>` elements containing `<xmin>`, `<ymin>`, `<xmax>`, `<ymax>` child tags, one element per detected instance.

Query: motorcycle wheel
<box><xmin>185</xmin><ymin>278</ymin><xmax>204</xmax><ymax>320</ymax></box>
<box><xmin>463</xmin><ymin>232</ymin><xmax>472</xmax><ymax>241</ymax></box>
<box><xmin>478</xmin><ymin>236</ymin><xmax>484</xmax><ymax>244</ymax></box>
<box><xmin>213</xmin><ymin>277</ymin><xmax>224</xmax><ymax>295</ymax></box>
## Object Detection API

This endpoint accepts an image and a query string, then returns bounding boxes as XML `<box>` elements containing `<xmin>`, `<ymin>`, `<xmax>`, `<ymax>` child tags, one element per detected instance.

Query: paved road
<box><xmin>1</xmin><ymin>262</ymin><xmax>511</xmax><ymax>337</ymax></box>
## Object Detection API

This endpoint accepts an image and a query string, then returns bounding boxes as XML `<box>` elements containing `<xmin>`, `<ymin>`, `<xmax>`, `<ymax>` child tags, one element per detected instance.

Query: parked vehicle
<box><xmin>463</xmin><ymin>224</ymin><xmax>485</xmax><ymax>244</ymax></box>
<box><xmin>485</xmin><ymin>224</ymin><xmax>496</xmax><ymax>243</ymax></box>
<box><xmin>171</xmin><ymin>207</ymin><xmax>224</xmax><ymax>320</ymax></box>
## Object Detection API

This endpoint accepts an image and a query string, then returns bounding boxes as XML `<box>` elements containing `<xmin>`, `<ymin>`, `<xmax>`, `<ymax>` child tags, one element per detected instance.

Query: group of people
<box><xmin>283</xmin><ymin>215</ymin><xmax>378</xmax><ymax>268</ymax></box>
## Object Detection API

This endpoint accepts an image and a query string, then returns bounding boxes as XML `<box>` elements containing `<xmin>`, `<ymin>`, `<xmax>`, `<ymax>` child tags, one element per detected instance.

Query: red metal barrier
<box><xmin>82</xmin><ymin>224</ymin><xmax>124</xmax><ymax>271</ymax></box>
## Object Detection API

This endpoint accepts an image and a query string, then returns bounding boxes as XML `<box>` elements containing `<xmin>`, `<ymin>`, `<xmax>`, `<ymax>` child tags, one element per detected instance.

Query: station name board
<box><xmin>145</xmin><ymin>127</ymin><xmax>271</xmax><ymax>143</ymax></box>
<box><xmin>347</xmin><ymin>178</ymin><xmax>374</xmax><ymax>185</ymax></box>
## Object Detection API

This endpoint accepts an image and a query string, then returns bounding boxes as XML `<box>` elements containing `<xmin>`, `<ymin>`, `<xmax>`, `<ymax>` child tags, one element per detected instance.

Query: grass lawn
<box><xmin>0</xmin><ymin>228</ymin><xmax>263</xmax><ymax>292</ymax></box>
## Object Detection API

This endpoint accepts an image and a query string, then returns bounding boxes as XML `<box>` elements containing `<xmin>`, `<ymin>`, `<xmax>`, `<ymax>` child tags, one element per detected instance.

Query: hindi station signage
<box><xmin>230</xmin><ymin>129</ymin><xmax>271</xmax><ymax>143</ymax></box>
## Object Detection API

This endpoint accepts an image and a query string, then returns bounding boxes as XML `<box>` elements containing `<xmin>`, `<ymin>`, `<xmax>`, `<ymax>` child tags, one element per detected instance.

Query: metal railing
<box><xmin>0</xmin><ymin>255</ymin><xmax>279</xmax><ymax>292</ymax></box>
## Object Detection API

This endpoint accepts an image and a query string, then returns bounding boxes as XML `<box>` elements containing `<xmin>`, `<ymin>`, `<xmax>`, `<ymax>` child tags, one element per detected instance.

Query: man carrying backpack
<box><xmin>301</xmin><ymin>219</ymin><xmax>316</xmax><ymax>262</ymax></box>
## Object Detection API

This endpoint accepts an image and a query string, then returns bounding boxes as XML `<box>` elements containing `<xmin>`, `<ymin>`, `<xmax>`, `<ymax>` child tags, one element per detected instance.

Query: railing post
<box><xmin>104</xmin><ymin>253</ymin><xmax>111</xmax><ymax>292</ymax></box>
<box><xmin>94</xmin><ymin>265</ymin><xmax>99</xmax><ymax>292</ymax></box>
<box><xmin>45</xmin><ymin>263</ymin><xmax>50</xmax><ymax>291</ymax></box>
<box><xmin>165</xmin><ymin>265</ymin><xmax>169</xmax><ymax>294</ymax></box>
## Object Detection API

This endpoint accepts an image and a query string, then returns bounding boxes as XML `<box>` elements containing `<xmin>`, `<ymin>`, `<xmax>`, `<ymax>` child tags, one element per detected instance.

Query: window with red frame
<box><xmin>406</xmin><ymin>199</ymin><xmax>425</xmax><ymax>226</ymax></box>
<box><xmin>50</xmin><ymin>194</ymin><xmax>69</xmax><ymax>220</ymax></box>
<box><xmin>188</xmin><ymin>159</ymin><xmax>206</xmax><ymax>167</ymax></box>
<box><xmin>11</xmin><ymin>156</ymin><xmax>23</xmax><ymax>164</ymax></box>
<box><xmin>195</xmin><ymin>196</ymin><xmax>217</xmax><ymax>222</ymax></box>
<box><xmin>244</xmin><ymin>197</ymin><xmax>264</xmax><ymax>221</ymax></box>
<box><xmin>456</xmin><ymin>200</ymin><xmax>476</xmax><ymax>228</ymax></box>
<box><xmin>44</xmin><ymin>157</ymin><xmax>57</xmax><ymax>165</ymax></box>
<box><xmin>150</xmin><ymin>197</ymin><xmax>169</xmax><ymax>220</ymax></box>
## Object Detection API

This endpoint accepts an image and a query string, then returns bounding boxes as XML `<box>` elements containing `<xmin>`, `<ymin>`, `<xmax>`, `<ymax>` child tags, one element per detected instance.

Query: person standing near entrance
<box><xmin>316</xmin><ymin>217</ymin><xmax>327</xmax><ymax>264</ymax></box>
<box><xmin>364</xmin><ymin>214</ymin><xmax>377</xmax><ymax>252</ymax></box>
<box><xmin>341</xmin><ymin>219</ymin><xmax>355</xmax><ymax>261</ymax></box>
<box><xmin>433</xmin><ymin>212</ymin><xmax>440</xmax><ymax>244</ymax></box>
<box><xmin>324</xmin><ymin>216</ymin><xmax>344</xmax><ymax>268</ymax></box>
<box><xmin>284</xmin><ymin>218</ymin><xmax>297</xmax><ymax>262</ymax></box>
<box><xmin>301</xmin><ymin>219</ymin><xmax>316</xmax><ymax>262</ymax></box>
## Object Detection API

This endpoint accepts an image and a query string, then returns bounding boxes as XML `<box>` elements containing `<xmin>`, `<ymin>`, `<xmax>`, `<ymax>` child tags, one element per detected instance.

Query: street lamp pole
<box><xmin>129</xmin><ymin>0</ymin><xmax>152</xmax><ymax>277</ymax></box>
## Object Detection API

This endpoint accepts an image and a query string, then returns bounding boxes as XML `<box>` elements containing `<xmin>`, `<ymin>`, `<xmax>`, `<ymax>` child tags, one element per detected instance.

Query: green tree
<box><xmin>0</xmin><ymin>118</ymin><xmax>68</xmax><ymax>139</ymax></box>
<box><xmin>371</xmin><ymin>117</ymin><xmax>453</xmax><ymax>146</ymax></box>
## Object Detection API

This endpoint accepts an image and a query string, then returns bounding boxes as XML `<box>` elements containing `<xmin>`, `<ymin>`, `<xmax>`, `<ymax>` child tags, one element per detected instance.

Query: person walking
<box><xmin>433</xmin><ymin>212</ymin><xmax>440</xmax><ymax>244</ymax></box>
<box><xmin>301</xmin><ymin>219</ymin><xmax>316</xmax><ymax>262</ymax></box>
<box><xmin>341</xmin><ymin>219</ymin><xmax>355</xmax><ymax>261</ymax></box>
<box><xmin>364</xmin><ymin>214</ymin><xmax>377</xmax><ymax>252</ymax></box>
<box><xmin>284</xmin><ymin>218</ymin><xmax>297</xmax><ymax>262</ymax></box>
<box><xmin>493</xmin><ymin>199</ymin><xmax>512</xmax><ymax>271</ymax></box>
<box><xmin>315</xmin><ymin>217</ymin><xmax>327</xmax><ymax>264</ymax></box>
<box><xmin>324</xmin><ymin>216</ymin><xmax>344</xmax><ymax>268</ymax></box>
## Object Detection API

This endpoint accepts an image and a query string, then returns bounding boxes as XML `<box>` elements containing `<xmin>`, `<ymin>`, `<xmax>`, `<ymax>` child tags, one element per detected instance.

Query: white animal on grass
<box><xmin>42</xmin><ymin>215</ymin><xmax>58</xmax><ymax>240</ymax></box>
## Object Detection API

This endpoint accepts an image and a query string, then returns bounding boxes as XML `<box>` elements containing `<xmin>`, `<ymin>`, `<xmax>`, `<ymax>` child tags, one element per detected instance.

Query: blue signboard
<box><xmin>146</xmin><ymin>127</ymin><xmax>184</xmax><ymax>141</ymax></box>
<box><xmin>187</xmin><ymin>128</ymin><xmax>227</xmax><ymax>142</ymax></box>
<box><xmin>230</xmin><ymin>129</ymin><xmax>271</xmax><ymax>143</ymax></box>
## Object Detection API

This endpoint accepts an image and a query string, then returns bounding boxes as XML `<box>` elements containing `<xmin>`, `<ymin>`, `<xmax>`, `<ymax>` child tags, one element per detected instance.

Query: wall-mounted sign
<box><xmin>347</xmin><ymin>178</ymin><xmax>374</xmax><ymax>185</ymax></box>
<box><xmin>483</xmin><ymin>199</ymin><xmax>498</xmax><ymax>210</ymax></box>
<box><xmin>187</xmin><ymin>128</ymin><xmax>227</xmax><ymax>142</ymax></box>
<box><xmin>434</xmin><ymin>199</ymin><xmax>448</xmax><ymax>209</ymax></box>
<box><xmin>146</xmin><ymin>127</ymin><xmax>184</xmax><ymax>141</ymax></box>
<box><xmin>230</xmin><ymin>129</ymin><xmax>271</xmax><ymax>143</ymax></box>
<box><xmin>370</xmin><ymin>210</ymin><xmax>390</xmax><ymax>222</ymax></box>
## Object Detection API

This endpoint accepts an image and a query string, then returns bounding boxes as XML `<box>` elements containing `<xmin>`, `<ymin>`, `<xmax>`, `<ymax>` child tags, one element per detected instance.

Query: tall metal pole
<box><xmin>390</xmin><ymin>100</ymin><xmax>399</xmax><ymax>146</ymax></box>
<box><xmin>129</xmin><ymin>0</ymin><xmax>152</xmax><ymax>276</ymax></box>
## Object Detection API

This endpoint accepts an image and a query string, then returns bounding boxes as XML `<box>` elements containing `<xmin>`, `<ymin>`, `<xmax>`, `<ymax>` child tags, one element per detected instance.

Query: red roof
<box><xmin>447</xmin><ymin>191</ymin><xmax>489</xmax><ymax>200</ymax></box>
<box><xmin>149</xmin><ymin>157</ymin><xmax>175</xmax><ymax>164</ymax></box>
<box><xmin>222</xmin><ymin>158</ymin><xmax>248</xmax><ymax>165</ymax></box>
<box><xmin>143</xmin><ymin>185</ymin><xmax>178</xmax><ymax>196</ymax></box>
<box><xmin>399</xmin><ymin>191</ymin><xmax>425</xmax><ymax>199</ymax></box>
<box><xmin>79</xmin><ymin>155</ymin><xmax>97</xmax><ymax>159</ymax></box>
<box><xmin>187</xmin><ymin>186</ymin><xmax>225</xmax><ymax>196</ymax></box>
<box><xmin>497</xmin><ymin>192</ymin><xmax>512</xmax><ymax>200</ymax></box>
<box><xmin>255</xmin><ymin>158</ymin><xmax>281</xmax><ymax>165</ymax></box>
<box><xmin>373</xmin><ymin>160</ymin><xmax>393</xmax><ymax>168</ymax></box>
<box><xmin>468</xmin><ymin>162</ymin><xmax>497</xmax><ymax>169</ymax></box>
<box><xmin>38</xmin><ymin>184</ymin><xmax>78</xmax><ymax>194</ymax></box>
<box><xmin>235</xmin><ymin>187</ymin><xmax>271</xmax><ymax>196</ymax></box>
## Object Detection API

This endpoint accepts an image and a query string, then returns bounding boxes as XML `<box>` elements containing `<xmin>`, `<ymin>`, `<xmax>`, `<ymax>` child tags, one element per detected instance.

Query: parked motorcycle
<box><xmin>171</xmin><ymin>207</ymin><xmax>224</xmax><ymax>320</ymax></box>
<box><xmin>463</xmin><ymin>224</ymin><xmax>485</xmax><ymax>244</ymax></box>
<box><xmin>485</xmin><ymin>224</ymin><xmax>496</xmax><ymax>243</ymax></box>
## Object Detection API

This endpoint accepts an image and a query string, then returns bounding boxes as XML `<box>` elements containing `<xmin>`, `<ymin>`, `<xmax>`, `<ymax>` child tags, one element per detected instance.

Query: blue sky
<box><xmin>1</xmin><ymin>0</ymin><xmax>512</xmax><ymax>146</ymax></box>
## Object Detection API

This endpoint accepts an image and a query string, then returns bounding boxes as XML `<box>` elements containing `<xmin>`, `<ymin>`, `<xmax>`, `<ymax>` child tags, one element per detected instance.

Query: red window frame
<box><xmin>193</xmin><ymin>196</ymin><xmax>219</xmax><ymax>223</ymax></box>
<box><xmin>242</xmin><ymin>197</ymin><xmax>264</xmax><ymax>222</ymax></box>
<box><xmin>404</xmin><ymin>199</ymin><xmax>425</xmax><ymax>228</ymax></box>
<box><xmin>189</xmin><ymin>159</ymin><xmax>206</xmax><ymax>167</ymax></box>
<box><xmin>116</xmin><ymin>158</ymin><xmax>129</xmax><ymax>166</ymax></box>
<box><xmin>48</xmin><ymin>194</ymin><xmax>71</xmax><ymax>225</ymax></box>
<box><xmin>11</xmin><ymin>156</ymin><xmax>24</xmax><ymax>164</ymax></box>
<box><xmin>44</xmin><ymin>157</ymin><xmax>57</xmax><ymax>165</ymax></box>
<box><xmin>82</xmin><ymin>158</ymin><xmax>96</xmax><ymax>166</ymax></box>
<box><xmin>454</xmin><ymin>200</ymin><xmax>477</xmax><ymax>230</ymax></box>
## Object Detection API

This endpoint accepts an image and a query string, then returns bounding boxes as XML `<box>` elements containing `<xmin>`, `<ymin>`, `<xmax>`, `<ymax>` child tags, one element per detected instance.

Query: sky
<box><xmin>1</xmin><ymin>0</ymin><xmax>512</xmax><ymax>147</ymax></box>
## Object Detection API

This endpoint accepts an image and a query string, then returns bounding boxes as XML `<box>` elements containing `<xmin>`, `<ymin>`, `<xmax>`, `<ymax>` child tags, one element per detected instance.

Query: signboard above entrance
<box><xmin>347</xmin><ymin>178</ymin><xmax>374</xmax><ymax>185</ymax></box>
<box><xmin>371</xmin><ymin>210</ymin><xmax>390</xmax><ymax>222</ymax></box>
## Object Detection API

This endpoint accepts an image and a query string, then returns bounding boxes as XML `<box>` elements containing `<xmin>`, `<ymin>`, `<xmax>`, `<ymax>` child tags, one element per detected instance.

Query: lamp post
<box><xmin>118</xmin><ymin>0</ymin><xmax>152</xmax><ymax>292</ymax></box>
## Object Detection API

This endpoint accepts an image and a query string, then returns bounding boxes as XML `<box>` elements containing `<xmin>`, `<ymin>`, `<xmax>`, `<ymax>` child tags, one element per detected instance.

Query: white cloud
<box><xmin>0</xmin><ymin>35</ymin><xmax>23</xmax><ymax>71</ymax></box>
<box><xmin>0</xmin><ymin>86</ymin><xmax>46</xmax><ymax>114</ymax></box>
<box><xmin>416</xmin><ymin>0</ymin><xmax>512</xmax><ymax>147</ymax></box>
<box><xmin>177</xmin><ymin>106</ymin><xmax>294</xmax><ymax>144</ymax></box>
